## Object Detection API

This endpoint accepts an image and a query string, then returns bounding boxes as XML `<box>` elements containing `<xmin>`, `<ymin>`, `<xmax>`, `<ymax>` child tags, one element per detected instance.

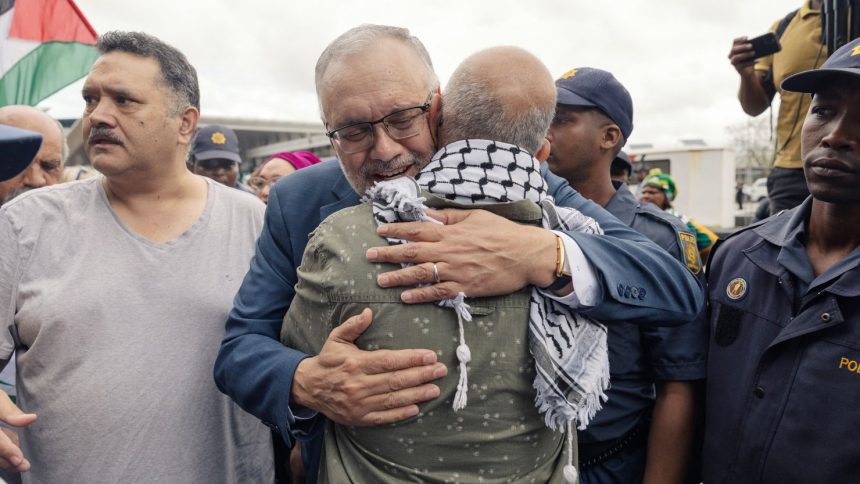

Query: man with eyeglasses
<box><xmin>214</xmin><ymin>24</ymin><xmax>704</xmax><ymax>482</ymax></box>
<box><xmin>191</xmin><ymin>124</ymin><xmax>253</xmax><ymax>193</ymax></box>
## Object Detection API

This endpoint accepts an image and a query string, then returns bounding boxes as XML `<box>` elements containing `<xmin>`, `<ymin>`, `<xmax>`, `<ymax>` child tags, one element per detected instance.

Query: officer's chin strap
<box><xmin>564</xmin><ymin>420</ymin><xmax>578</xmax><ymax>483</ymax></box>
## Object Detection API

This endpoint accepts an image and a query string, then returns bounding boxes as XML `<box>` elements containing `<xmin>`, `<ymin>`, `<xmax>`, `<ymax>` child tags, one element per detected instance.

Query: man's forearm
<box><xmin>369</xmin><ymin>168</ymin><xmax>705</xmax><ymax>324</ymax></box>
<box><xmin>546</xmin><ymin>171</ymin><xmax>704</xmax><ymax>324</ymax></box>
<box><xmin>738</xmin><ymin>70</ymin><xmax>772</xmax><ymax>116</ymax></box>
<box><xmin>643</xmin><ymin>381</ymin><xmax>697</xmax><ymax>484</ymax></box>
<box><xmin>215</xmin><ymin>326</ymin><xmax>310</xmax><ymax>431</ymax></box>
<box><xmin>521</xmin><ymin>225</ymin><xmax>560</xmax><ymax>289</ymax></box>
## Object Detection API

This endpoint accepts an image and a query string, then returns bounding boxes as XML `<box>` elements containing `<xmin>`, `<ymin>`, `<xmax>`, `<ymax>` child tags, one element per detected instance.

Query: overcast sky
<box><xmin>42</xmin><ymin>0</ymin><xmax>804</xmax><ymax>148</ymax></box>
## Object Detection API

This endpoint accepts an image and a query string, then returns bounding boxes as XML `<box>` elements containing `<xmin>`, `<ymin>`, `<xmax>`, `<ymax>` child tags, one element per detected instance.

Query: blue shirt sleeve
<box><xmin>639</xmin><ymin>232</ymin><xmax>709</xmax><ymax>381</ymax></box>
<box><xmin>631</xmin><ymin>210</ymin><xmax>709</xmax><ymax>380</ymax></box>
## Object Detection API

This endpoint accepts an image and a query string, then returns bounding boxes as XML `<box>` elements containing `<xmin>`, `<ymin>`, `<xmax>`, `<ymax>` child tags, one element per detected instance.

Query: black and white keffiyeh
<box><xmin>366</xmin><ymin>139</ymin><xmax>610</xmax><ymax>436</ymax></box>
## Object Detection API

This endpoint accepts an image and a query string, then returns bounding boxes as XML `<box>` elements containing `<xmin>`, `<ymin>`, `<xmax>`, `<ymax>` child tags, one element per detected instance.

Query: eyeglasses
<box><xmin>326</xmin><ymin>93</ymin><xmax>432</xmax><ymax>154</ymax></box>
<box><xmin>247</xmin><ymin>175</ymin><xmax>282</xmax><ymax>192</ymax></box>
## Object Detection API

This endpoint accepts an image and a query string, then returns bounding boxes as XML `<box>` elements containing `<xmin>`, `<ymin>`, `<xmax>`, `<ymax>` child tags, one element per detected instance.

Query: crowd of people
<box><xmin>0</xmin><ymin>3</ymin><xmax>858</xmax><ymax>482</ymax></box>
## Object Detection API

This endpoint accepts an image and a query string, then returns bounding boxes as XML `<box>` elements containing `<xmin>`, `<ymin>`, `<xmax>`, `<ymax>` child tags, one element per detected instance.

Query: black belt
<box><xmin>578</xmin><ymin>420</ymin><xmax>649</xmax><ymax>469</ymax></box>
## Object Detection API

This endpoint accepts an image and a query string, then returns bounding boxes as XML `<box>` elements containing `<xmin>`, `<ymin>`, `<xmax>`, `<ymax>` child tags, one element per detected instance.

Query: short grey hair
<box><xmin>96</xmin><ymin>31</ymin><xmax>200</xmax><ymax>115</ymax></box>
<box><xmin>441</xmin><ymin>51</ymin><xmax>556</xmax><ymax>154</ymax></box>
<box><xmin>314</xmin><ymin>24</ymin><xmax>439</xmax><ymax>107</ymax></box>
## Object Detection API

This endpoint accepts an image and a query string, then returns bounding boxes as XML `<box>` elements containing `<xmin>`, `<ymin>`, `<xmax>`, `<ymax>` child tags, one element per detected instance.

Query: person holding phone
<box><xmin>728</xmin><ymin>0</ymin><xmax>824</xmax><ymax>216</ymax></box>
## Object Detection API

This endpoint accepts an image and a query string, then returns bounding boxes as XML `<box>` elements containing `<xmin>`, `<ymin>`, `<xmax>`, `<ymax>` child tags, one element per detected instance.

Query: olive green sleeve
<box><xmin>281</xmin><ymin>224</ymin><xmax>336</xmax><ymax>355</ymax></box>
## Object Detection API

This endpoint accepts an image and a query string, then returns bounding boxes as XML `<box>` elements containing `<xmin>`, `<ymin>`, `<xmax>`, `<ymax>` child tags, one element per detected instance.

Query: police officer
<box><xmin>546</xmin><ymin>67</ymin><xmax>708</xmax><ymax>484</ymax></box>
<box><xmin>703</xmin><ymin>38</ymin><xmax>860</xmax><ymax>483</ymax></box>
<box><xmin>610</xmin><ymin>150</ymin><xmax>632</xmax><ymax>184</ymax></box>
<box><xmin>190</xmin><ymin>124</ymin><xmax>253</xmax><ymax>193</ymax></box>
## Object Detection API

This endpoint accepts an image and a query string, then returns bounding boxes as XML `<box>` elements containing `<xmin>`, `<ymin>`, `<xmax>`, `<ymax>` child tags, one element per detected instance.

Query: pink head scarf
<box><xmin>266</xmin><ymin>151</ymin><xmax>323</xmax><ymax>171</ymax></box>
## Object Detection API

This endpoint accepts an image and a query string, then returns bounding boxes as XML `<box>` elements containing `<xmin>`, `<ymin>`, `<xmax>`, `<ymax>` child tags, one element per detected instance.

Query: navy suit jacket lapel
<box><xmin>320</xmin><ymin>170</ymin><xmax>361</xmax><ymax>221</ymax></box>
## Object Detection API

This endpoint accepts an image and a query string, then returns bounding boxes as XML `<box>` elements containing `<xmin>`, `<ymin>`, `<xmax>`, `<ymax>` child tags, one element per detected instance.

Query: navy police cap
<box><xmin>555</xmin><ymin>67</ymin><xmax>634</xmax><ymax>140</ymax></box>
<box><xmin>0</xmin><ymin>124</ymin><xmax>42</xmax><ymax>182</ymax></box>
<box><xmin>192</xmin><ymin>124</ymin><xmax>241</xmax><ymax>163</ymax></box>
<box><xmin>782</xmin><ymin>38</ymin><xmax>860</xmax><ymax>92</ymax></box>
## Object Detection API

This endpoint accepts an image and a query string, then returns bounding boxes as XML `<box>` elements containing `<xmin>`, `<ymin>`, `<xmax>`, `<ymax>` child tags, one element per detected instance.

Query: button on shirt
<box><xmin>704</xmin><ymin>197</ymin><xmax>860</xmax><ymax>483</ymax></box>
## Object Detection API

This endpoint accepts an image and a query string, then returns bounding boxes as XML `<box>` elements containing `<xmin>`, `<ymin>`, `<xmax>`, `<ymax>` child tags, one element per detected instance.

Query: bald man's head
<box><xmin>440</xmin><ymin>46</ymin><xmax>556</xmax><ymax>154</ymax></box>
<box><xmin>0</xmin><ymin>106</ymin><xmax>67</xmax><ymax>205</ymax></box>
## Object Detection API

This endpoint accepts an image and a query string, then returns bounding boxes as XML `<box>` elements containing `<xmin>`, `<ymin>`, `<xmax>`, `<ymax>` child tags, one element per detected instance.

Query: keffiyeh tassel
<box><xmin>368</xmin><ymin>179</ymin><xmax>475</xmax><ymax>412</ymax></box>
<box><xmin>439</xmin><ymin>293</ymin><xmax>472</xmax><ymax>411</ymax></box>
<box><xmin>564</xmin><ymin>420</ymin><xmax>578</xmax><ymax>483</ymax></box>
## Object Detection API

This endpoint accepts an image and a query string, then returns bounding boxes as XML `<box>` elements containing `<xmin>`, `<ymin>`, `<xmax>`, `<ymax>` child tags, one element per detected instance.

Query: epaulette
<box><xmin>636</xmin><ymin>202</ymin><xmax>702</xmax><ymax>275</ymax></box>
<box><xmin>705</xmin><ymin>210</ymin><xmax>788</xmax><ymax>268</ymax></box>
<box><xmin>635</xmin><ymin>202</ymin><xmax>690</xmax><ymax>232</ymax></box>
<box><xmin>720</xmin><ymin>214</ymin><xmax>778</xmax><ymax>240</ymax></box>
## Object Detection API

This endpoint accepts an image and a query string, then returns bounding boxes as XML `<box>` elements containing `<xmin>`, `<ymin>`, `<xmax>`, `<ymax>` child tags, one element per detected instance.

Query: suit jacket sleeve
<box><xmin>543</xmin><ymin>165</ymin><xmax>704</xmax><ymax>325</ymax></box>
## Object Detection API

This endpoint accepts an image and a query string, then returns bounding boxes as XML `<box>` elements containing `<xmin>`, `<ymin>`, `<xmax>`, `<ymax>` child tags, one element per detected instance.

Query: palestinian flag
<box><xmin>0</xmin><ymin>0</ymin><xmax>98</xmax><ymax>106</ymax></box>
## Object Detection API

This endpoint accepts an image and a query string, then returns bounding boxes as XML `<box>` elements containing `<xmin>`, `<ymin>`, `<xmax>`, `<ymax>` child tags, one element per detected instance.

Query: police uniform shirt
<box><xmin>704</xmin><ymin>197</ymin><xmax>860</xmax><ymax>482</ymax></box>
<box><xmin>776</xmin><ymin>201</ymin><xmax>860</xmax><ymax>296</ymax></box>
<box><xmin>578</xmin><ymin>183</ymin><xmax>708</xmax><ymax>444</ymax></box>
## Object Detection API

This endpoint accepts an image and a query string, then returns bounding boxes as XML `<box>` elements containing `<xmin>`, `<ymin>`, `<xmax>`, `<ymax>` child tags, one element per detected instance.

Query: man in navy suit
<box><xmin>214</xmin><ymin>24</ymin><xmax>705</xmax><ymax>481</ymax></box>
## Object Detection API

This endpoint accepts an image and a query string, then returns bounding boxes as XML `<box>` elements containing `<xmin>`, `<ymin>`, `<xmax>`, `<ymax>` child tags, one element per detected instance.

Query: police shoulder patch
<box><xmin>678</xmin><ymin>231</ymin><xmax>701</xmax><ymax>275</ymax></box>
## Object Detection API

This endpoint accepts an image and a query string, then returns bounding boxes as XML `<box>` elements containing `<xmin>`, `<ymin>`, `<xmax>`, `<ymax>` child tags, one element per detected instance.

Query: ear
<box><xmin>178</xmin><ymin>106</ymin><xmax>200</xmax><ymax>145</ymax></box>
<box><xmin>535</xmin><ymin>138</ymin><xmax>551</xmax><ymax>162</ymax></box>
<box><xmin>600</xmin><ymin>124</ymin><xmax>622</xmax><ymax>151</ymax></box>
<box><xmin>428</xmin><ymin>88</ymin><xmax>442</xmax><ymax>146</ymax></box>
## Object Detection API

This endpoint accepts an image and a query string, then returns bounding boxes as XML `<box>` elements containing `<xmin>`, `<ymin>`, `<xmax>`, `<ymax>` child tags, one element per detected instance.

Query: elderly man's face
<box><xmin>801</xmin><ymin>77</ymin><xmax>860</xmax><ymax>204</ymax></box>
<box><xmin>82</xmin><ymin>52</ymin><xmax>187</xmax><ymax>176</ymax></box>
<box><xmin>319</xmin><ymin>39</ymin><xmax>437</xmax><ymax>194</ymax></box>
<box><xmin>0</xmin><ymin>115</ymin><xmax>64</xmax><ymax>205</ymax></box>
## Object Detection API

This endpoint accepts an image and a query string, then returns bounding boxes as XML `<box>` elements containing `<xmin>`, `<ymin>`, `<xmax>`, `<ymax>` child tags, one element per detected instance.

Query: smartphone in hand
<box><xmin>749</xmin><ymin>32</ymin><xmax>782</xmax><ymax>59</ymax></box>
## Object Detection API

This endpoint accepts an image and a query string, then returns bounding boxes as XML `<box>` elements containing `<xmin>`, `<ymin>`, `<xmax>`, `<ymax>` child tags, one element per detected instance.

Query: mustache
<box><xmin>360</xmin><ymin>153</ymin><xmax>420</xmax><ymax>178</ymax></box>
<box><xmin>87</xmin><ymin>127</ymin><xmax>124</xmax><ymax>146</ymax></box>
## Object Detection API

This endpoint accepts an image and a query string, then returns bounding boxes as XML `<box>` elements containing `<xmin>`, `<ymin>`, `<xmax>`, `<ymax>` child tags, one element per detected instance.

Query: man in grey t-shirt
<box><xmin>0</xmin><ymin>31</ymin><xmax>273</xmax><ymax>483</ymax></box>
